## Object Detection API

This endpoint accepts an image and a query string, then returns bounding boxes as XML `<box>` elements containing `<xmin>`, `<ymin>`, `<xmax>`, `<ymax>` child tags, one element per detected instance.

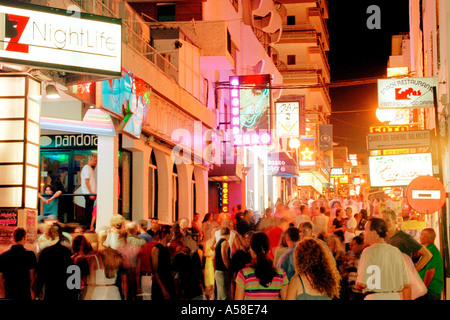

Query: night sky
<box><xmin>327</xmin><ymin>0</ymin><xmax>410</xmax><ymax>153</ymax></box>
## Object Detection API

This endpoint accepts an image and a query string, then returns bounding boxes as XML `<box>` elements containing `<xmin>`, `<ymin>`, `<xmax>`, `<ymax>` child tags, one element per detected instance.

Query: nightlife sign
<box><xmin>229</xmin><ymin>74</ymin><xmax>271</xmax><ymax>146</ymax></box>
<box><xmin>369</xmin><ymin>153</ymin><xmax>433</xmax><ymax>187</ymax></box>
<box><xmin>0</xmin><ymin>1</ymin><xmax>121</xmax><ymax>76</ymax></box>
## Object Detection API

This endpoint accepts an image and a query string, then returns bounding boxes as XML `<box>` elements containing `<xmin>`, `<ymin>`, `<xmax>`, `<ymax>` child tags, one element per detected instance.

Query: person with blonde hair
<box><xmin>103</xmin><ymin>214</ymin><xmax>126</xmax><ymax>249</ymax></box>
<box><xmin>286</xmin><ymin>237</ymin><xmax>341</xmax><ymax>300</ymax></box>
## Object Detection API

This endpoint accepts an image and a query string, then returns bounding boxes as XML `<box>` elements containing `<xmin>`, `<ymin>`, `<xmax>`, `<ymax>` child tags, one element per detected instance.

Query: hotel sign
<box><xmin>367</xmin><ymin>130</ymin><xmax>431</xmax><ymax>150</ymax></box>
<box><xmin>377</xmin><ymin>77</ymin><xmax>437</xmax><ymax>109</ymax></box>
<box><xmin>0</xmin><ymin>1</ymin><xmax>122</xmax><ymax>76</ymax></box>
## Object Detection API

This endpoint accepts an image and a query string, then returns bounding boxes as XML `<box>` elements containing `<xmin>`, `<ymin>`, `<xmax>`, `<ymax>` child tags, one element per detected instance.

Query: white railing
<box><xmin>72</xmin><ymin>0</ymin><xmax>179</xmax><ymax>82</ymax></box>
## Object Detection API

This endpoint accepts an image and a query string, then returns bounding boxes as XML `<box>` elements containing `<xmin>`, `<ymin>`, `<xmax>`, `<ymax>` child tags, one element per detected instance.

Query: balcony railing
<box><xmin>72</xmin><ymin>0</ymin><xmax>179</xmax><ymax>82</ymax></box>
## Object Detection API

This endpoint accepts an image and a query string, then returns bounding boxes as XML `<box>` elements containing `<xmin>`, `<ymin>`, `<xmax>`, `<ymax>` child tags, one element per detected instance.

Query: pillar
<box><xmin>96</xmin><ymin>135</ymin><xmax>119</xmax><ymax>231</ymax></box>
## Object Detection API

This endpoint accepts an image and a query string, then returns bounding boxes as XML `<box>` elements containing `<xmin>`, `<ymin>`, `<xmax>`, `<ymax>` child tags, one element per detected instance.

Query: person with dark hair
<box><xmin>356</xmin><ymin>217</ymin><xmax>410</xmax><ymax>300</ymax></box>
<box><xmin>214</xmin><ymin>227</ymin><xmax>231</xmax><ymax>300</ymax></box>
<box><xmin>286</xmin><ymin>237</ymin><xmax>341</xmax><ymax>300</ymax></box>
<box><xmin>382</xmin><ymin>209</ymin><xmax>432</xmax><ymax>272</ymax></box>
<box><xmin>355</xmin><ymin>209</ymin><xmax>368</xmax><ymax>236</ymax></box>
<box><xmin>235</xmin><ymin>232</ymin><xmax>288</xmax><ymax>300</ymax></box>
<box><xmin>0</xmin><ymin>227</ymin><xmax>37</xmax><ymax>300</ymax></box>
<box><xmin>276</xmin><ymin>227</ymin><xmax>300</xmax><ymax>281</ymax></box>
<box><xmin>71</xmin><ymin>235</ymin><xmax>93</xmax><ymax>299</ymax></box>
<box><xmin>38</xmin><ymin>185</ymin><xmax>62</xmax><ymax>223</ymax></box>
<box><xmin>331</xmin><ymin>208</ymin><xmax>345</xmax><ymax>243</ymax></box>
<box><xmin>236</xmin><ymin>210</ymin><xmax>253</xmax><ymax>237</ymax></box>
<box><xmin>312</xmin><ymin>206</ymin><xmax>329</xmax><ymax>237</ymax></box>
<box><xmin>36</xmin><ymin>223</ymin><xmax>77</xmax><ymax>301</ymax></box>
<box><xmin>151</xmin><ymin>225</ymin><xmax>175</xmax><ymax>300</ymax></box>
<box><xmin>340</xmin><ymin>235</ymin><xmax>366</xmax><ymax>300</ymax></box>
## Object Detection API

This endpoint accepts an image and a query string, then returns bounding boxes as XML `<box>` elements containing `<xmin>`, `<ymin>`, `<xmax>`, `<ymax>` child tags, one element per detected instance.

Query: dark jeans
<box><xmin>83</xmin><ymin>196</ymin><xmax>95</xmax><ymax>228</ymax></box>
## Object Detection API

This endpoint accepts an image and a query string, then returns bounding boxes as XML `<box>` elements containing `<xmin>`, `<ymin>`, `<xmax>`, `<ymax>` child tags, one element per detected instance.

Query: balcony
<box><xmin>279</xmin><ymin>24</ymin><xmax>318</xmax><ymax>43</ymax></box>
<box><xmin>307</xmin><ymin>7</ymin><xmax>329</xmax><ymax>51</ymax></box>
<box><xmin>71</xmin><ymin>0</ymin><xmax>179</xmax><ymax>81</ymax></box>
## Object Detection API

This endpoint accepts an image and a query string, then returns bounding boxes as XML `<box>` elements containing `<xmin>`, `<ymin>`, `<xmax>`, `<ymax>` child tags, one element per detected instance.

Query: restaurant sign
<box><xmin>369</xmin><ymin>153</ymin><xmax>433</xmax><ymax>187</ymax></box>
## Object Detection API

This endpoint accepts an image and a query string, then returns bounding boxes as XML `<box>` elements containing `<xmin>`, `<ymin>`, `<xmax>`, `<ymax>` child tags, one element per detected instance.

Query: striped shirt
<box><xmin>235</xmin><ymin>266</ymin><xmax>288</xmax><ymax>300</ymax></box>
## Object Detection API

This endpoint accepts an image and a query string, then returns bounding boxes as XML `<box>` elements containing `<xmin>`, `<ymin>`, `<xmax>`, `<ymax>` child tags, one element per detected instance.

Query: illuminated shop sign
<box><xmin>102</xmin><ymin>69</ymin><xmax>150</xmax><ymax>138</ymax></box>
<box><xmin>229</xmin><ymin>74</ymin><xmax>272</xmax><ymax>146</ymax></box>
<box><xmin>369</xmin><ymin>153</ymin><xmax>433</xmax><ymax>187</ymax></box>
<box><xmin>219</xmin><ymin>182</ymin><xmax>229</xmax><ymax>213</ymax></box>
<box><xmin>275</xmin><ymin>101</ymin><xmax>299</xmax><ymax>138</ymax></box>
<box><xmin>330</xmin><ymin>167</ymin><xmax>344</xmax><ymax>177</ymax></box>
<box><xmin>0</xmin><ymin>1</ymin><xmax>121</xmax><ymax>76</ymax></box>
<box><xmin>377</xmin><ymin>77</ymin><xmax>438</xmax><ymax>109</ymax></box>
<box><xmin>369</xmin><ymin>125</ymin><xmax>409</xmax><ymax>133</ymax></box>
<box><xmin>40</xmin><ymin>134</ymin><xmax>97</xmax><ymax>149</ymax></box>
<box><xmin>299</xmin><ymin>138</ymin><xmax>315</xmax><ymax>168</ymax></box>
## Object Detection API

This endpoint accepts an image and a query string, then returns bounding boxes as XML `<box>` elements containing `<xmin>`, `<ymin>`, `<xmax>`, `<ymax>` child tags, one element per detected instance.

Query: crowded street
<box><xmin>0</xmin><ymin>0</ymin><xmax>449</xmax><ymax>310</ymax></box>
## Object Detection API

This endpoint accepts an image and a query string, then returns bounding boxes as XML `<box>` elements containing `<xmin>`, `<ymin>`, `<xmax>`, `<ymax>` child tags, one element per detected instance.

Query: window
<box><xmin>287</xmin><ymin>16</ymin><xmax>296</xmax><ymax>25</ymax></box>
<box><xmin>287</xmin><ymin>55</ymin><xmax>296</xmax><ymax>65</ymax></box>
<box><xmin>156</xmin><ymin>3</ymin><xmax>175</xmax><ymax>21</ymax></box>
<box><xmin>149</xmin><ymin>151</ymin><xmax>158</xmax><ymax>219</ymax></box>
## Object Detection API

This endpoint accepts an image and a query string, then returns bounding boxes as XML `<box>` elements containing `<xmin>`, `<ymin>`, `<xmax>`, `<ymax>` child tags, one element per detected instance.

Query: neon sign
<box><xmin>219</xmin><ymin>182</ymin><xmax>229</xmax><ymax>213</ymax></box>
<box><xmin>229</xmin><ymin>75</ymin><xmax>272</xmax><ymax>146</ymax></box>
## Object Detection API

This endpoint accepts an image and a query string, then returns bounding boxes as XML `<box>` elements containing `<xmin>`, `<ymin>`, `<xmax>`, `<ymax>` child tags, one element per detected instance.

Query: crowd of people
<box><xmin>0</xmin><ymin>195</ymin><xmax>444</xmax><ymax>301</ymax></box>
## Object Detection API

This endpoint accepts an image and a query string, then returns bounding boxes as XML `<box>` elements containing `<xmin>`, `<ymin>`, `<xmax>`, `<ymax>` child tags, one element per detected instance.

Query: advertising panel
<box><xmin>229</xmin><ymin>74</ymin><xmax>271</xmax><ymax>146</ymax></box>
<box><xmin>377</xmin><ymin>77</ymin><xmax>438</xmax><ymax>109</ymax></box>
<box><xmin>0</xmin><ymin>1</ymin><xmax>121</xmax><ymax>76</ymax></box>
<box><xmin>369</xmin><ymin>153</ymin><xmax>433</xmax><ymax>187</ymax></box>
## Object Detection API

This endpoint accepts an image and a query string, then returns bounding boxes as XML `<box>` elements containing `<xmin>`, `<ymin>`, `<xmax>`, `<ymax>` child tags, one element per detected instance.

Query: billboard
<box><xmin>369</xmin><ymin>153</ymin><xmax>433</xmax><ymax>187</ymax></box>
<box><xmin>377</xmin><ymin>77</ymin><xmax>438</xmax><ymax>109</ymax></box>
<box><xmin>229</xmin><ymin>74</ymin><xmax>271</xmax><ymax>146</ymax></box>
<box><xmin>275</xmin><ymin>101</ymin><xmax>299</xmax><ymax>138</ymax></box>
<box><xmin>0</xmin><ymin>1</ymin><xmax>121</xmax><ymax>76</ymax></box>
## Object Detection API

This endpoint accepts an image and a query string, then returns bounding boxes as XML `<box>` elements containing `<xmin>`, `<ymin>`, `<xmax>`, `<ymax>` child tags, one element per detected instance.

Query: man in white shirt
<box><xmin>344</xmin><ymin>206</ymin><xmax>357</xmax><ymax>251</ymax></box>
<box><xmin>312</xmin><ymin>206</ymin><xmax>329</xmax><ymax>237</ymax></box>
<box><xmin>356</xmin><ymin>217</ymin><xmax>410</xmax><ymax>300</ymax></box>
<box><xmin>294</xmin><ymin>204</ymin><xmax>311</xmax><ymax>228</ymax></box>
<box><xmin>81</xmin><ymin>154</ymin><xmax>97</xmax><ymax>229</ymax></box>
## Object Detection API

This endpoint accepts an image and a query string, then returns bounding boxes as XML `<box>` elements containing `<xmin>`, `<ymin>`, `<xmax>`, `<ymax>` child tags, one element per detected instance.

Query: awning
<box><xmin>267</xmin><ymin>151</ymin><xmax>298</xmax><ymax>178</ymax></box>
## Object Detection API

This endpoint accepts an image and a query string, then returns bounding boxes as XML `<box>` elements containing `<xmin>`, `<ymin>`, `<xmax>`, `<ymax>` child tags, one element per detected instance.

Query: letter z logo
<box><xmin>0</xmin><ymin>13</ymin><xmax>30</xmax><ymax>53</ymax></box>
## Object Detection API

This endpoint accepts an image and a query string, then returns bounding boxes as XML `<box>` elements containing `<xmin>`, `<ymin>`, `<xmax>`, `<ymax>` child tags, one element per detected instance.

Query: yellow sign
<box><xmin>370</xmin><ymin>125</ymin><xmax>409</xmax><ymax>133</ymax></box>
<box><xmin>387</xmin><ymin>67</ymin><xmax>409</xmax><ymax>77</ymax></box>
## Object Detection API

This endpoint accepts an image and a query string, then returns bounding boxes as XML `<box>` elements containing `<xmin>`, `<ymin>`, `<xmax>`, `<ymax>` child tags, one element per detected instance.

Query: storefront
<box><xmin>0</xmin><ymin>1</ymin><xmax>122</xmax><ymax>239</ymax></box>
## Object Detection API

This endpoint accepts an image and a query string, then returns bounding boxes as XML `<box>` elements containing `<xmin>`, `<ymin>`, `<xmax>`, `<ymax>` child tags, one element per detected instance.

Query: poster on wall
<box><xmin>0</xmin><ymin>208</ymin><xmax>18</xmax><ymax>244</ymax></box>
<box><xmin>369</xmin><ymin>153</ymin><xmax>433</xmax><ymax>187</ymax></box>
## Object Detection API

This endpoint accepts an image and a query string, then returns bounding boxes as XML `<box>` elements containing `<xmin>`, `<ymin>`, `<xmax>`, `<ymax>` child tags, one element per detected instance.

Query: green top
<box><xmin>418</xmin><ymin>243</ymin><xmax>443</xmax><ymax>295</ymax></box>
<box><xmin>386</xmin><ymin>230</ymin><xmax>423</xmax><ymax>257</ymax></box>
<box><xmin>296</xmin><ymin>275</ymin><xmax>331</xmax><ymax>300</ymax></box>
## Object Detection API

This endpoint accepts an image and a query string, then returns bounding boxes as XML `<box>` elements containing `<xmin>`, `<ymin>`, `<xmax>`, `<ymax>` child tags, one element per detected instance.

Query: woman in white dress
<box><xmin>84</xmin><ymin>246</ymin><xmax>128</xmax><ymax>300</ymax></box>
